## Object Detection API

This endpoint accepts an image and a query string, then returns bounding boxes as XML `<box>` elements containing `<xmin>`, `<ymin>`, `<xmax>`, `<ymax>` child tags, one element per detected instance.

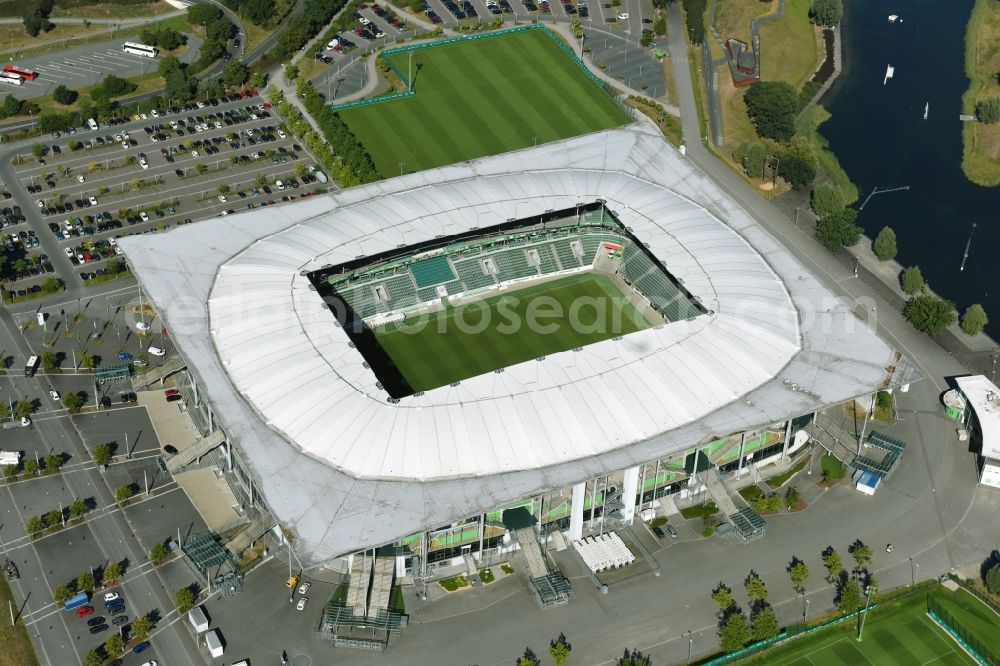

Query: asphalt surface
<box><xmin>3</xmin><ymin>36</ymin><xmax>202</xmax><ymax>102</ymax></box>
<box><xmin>0</xmin><ymin>93</ymin><xmax>320</xmax><ymax>297</ymax></box>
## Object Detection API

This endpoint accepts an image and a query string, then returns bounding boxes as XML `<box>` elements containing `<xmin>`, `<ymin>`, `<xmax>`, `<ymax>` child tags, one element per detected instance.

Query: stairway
<box><xmin>223</xmin><ymin>510</ymin><xmax>275</xmax><ymax>555</ymax></box>
<box><xmin>131</xmin><ymin>356</ymin><xmax>186</xmax><ymax>389</ymax></box>
<box><xmin>166</xmin><ymin>430</ymin><xmax>225</xmax><ymax>472</ymax></box>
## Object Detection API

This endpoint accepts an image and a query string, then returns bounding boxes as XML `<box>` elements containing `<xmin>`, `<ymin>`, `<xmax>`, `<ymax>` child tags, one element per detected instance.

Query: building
<box><xmin>947</xmin><ymin>375</ymin><xmax>1000</xmax><ymax>488</ymax></box>
<box><xmin>118</xmin><ymin>125</ymin><xmax>918</xmax><ymax>571</ymax></box>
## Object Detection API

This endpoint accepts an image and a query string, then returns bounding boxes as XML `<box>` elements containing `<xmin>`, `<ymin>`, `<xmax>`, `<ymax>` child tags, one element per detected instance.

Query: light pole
<box><xmin>686</xmin><ymin>631</ymin><xmax>693</xmax><ymax>664</ymax></box>
<box><xmin>857</xmin><ymin>585</ymin><xmax>874</xmax><ymax>641</ymax></box>
<box><xmin>909</xmin><ymin>557</ymin><xmax>918</xmax><ymax>587</ymax></box>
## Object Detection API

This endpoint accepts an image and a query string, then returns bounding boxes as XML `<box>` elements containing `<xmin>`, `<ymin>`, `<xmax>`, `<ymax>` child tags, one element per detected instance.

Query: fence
<box><xmin>927</xmin><ymin>597</ymin><xmax>999</xmax><ymax>666</ymax></box>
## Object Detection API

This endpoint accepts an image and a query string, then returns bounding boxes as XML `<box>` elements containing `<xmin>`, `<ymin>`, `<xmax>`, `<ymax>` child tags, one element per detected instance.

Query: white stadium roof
<box><xmin>119</xmin><ymin>125</ymin><xmax>919</xmax><ymax>564</ymax></box>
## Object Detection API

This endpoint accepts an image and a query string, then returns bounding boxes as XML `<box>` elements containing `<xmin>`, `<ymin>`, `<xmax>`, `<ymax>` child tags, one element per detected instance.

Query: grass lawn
<box><xmin>795</xmin><ymin>105</ymin><xmax>860</xmax><ymax>205</ymax></box>
<box><xmin>735</xmin><ymin>588</ymin><xmax>980</xmax><ymax>665</ymax></box>
<box><xmin>50</xmin><ymin>0</ymin><xmax>172</xmax><ymax>18</ymax></box>
<box><xmin>0</xmin><ymin>577</ymin><xmax>39</xmax><ymax>666</ymax></box>
<box><xmin>759</xmin><ymin>0</ymin><xmax>819</xmax><ymax>89</ymax></box>
<box><xmin>820</xmin><ymin>452</ymin><xmax>847</xmax><ymax>484</ymax></box>
<box><xmin>679</xmin><ymin>501</ymin><xmax>718</xmax><ymax>520</ymax></box>
<box><xmin>714</xmin><ymin>0</ymin><xmax>776</xmax><ymax>45</ymax></box>
<box><xmin>962</xmin><ymin>0</ymin><xmax>1000</xmax><ymax>186</ymax></box>
<box><xmin>375</xmin><ymin>273</ymin><xmax>650</xmax><ymax>393</ymax></box>
<box><xmin>767</xmin><ymin>454</ymin><xmax>811</xmax><ymax>488</ymax></box>
<box><xmin>338</xmin><ymin>28</ymin><xmax>629</xmax><ymax>175</ymax></box>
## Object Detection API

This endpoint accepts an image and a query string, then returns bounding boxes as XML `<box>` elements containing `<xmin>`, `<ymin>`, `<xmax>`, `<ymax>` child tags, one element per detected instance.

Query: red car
<box><xmin>76</xmin><ymin>605</ymin><xmax>94</xmax><ymax>617</ymax></box>
<box><xmin>164</xmin><ymin>389</ymin><xmax>180</xmax><ymax>397</ymax></box>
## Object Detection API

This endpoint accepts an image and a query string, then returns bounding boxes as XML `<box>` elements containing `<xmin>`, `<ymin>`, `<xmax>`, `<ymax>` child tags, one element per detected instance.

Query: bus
<box><xmin>3</xmin><ymin>64</ymin><xmax>37</xmax><ymax>80</ymax></box>
<box><xmin>122</xmin><ymin>42</ymin><xmax>157</xmax><ymax>58</ymax></box>
<box><xmin>63</xmin><ymin>591</ymin><xmax>90</xmax><ymax>611</ymax></box>
<box><xmin>24</xmin><ymin>355</ymin><xmax>39</xmax><ymax>377</ymax></box>
<box><xmin>0</xmin><ymin>72</ymin><xmax>23</xmax><ymax>86</ymax></box>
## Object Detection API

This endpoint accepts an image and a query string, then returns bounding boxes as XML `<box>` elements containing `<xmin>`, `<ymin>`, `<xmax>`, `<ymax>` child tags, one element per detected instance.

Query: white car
<box><xmin>76</xmin><ymin>175</ymin><xmax>85</xmax><ymax>183</ymax></box>
<box><xmin>122</xmin><ymin>141</ymin><xmax>129</xmax><ymax>149</ymax></box>
<box><xmin>296</xmin><ymin>596</ymin><xmax>308</xmax><ymax>611</ymax></box>
<box><xmin>297</xmin><ymin>581</ymin><xmax>311</xmax><ymax>595</ymax></box>
<box><xmin>220</xmin><ymin>210</ymin><xmax>229</xmax><ymax>216</ymax></box>
<box><xmin>140</xmin><ymin>159</ymin><xmax>149</xmax><ymax>170</ymax></box>
<box><xmin>103</xmin><ymin>591</ymin><xmax>119</xmax><ymax>602</ymax></box>
<box><xmin>49</xmin><ymin>390</ymin><xmax>60</xmax><ymax>401</ymax></box>
<box><xmin>139</xmin><ymin>212</ymin><xmax>150</xmax><ymax>222</ymax></box>
<box><xmin>136</xmin><ymin>321</ymin><xmax>151</xmax><ymax>332</ymax></box>
<box><xmin>88</xmin><ymin>196</ymin><xmax>98</xmax><ymax>206</ymax></box>
<box><xmin>617</xmin><ymin>11</ymin><xmax>628</xmax><ymax>19</ymax></box>
<box><xmin>191</xmin><ymin>150</ymin><xmax>200</xmax><ymax>158</ymax></box>
<box><xmin>35</xmin><ymin>199</ymin><xmax>44</xmax><ymax>208</ymax></box>
<box><xmin>20</xmin><ymin>416</ymin><xmax>31</xmax><ymax>427</ymax></box>
<box><xmin>246</xmin><ymin>129</ymin><xmax>254</xmax><ymax>137</ymax></box>
<box><xmin>64</xmin><ymin>247</ymin><xmax>74</xmax><ymax>257</ymax></box>
<box><xmin>359</xmin><ymin>16</ymin><xmax>370</xmax><ymax>24</ymax></box>
<box><xmin>148</xmin><ymin>345</ymin><xmax>165</xmax><ymax>357</ymax></box>
<box><xmin>218</xmin><ymin>195</ymin><xmax>228</xmax><ymax>203</ymax></box>
<box><xmin>140</xmin><ymin>113</ymin><xmax>148</xmax><ymax>119</ymax></box>
<box><xmin>277</xmin><ymin>130</ymin><xmax>286</xmax><ymax>139</ymax></box>
<box><xmin>150</xmin><ymin>109</ymin><xmax>159</xmax><ymax>117</ymax></box>
<box><xmin>140</xmin><ymin>661</ymin><xmax>158</xmax><ymax>666</ymax></box>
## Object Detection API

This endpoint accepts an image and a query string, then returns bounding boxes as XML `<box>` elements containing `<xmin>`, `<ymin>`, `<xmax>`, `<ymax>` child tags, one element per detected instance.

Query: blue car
<box><xmin>132</xmin><ymin>640</ymin><xmax>150</xmax><ymax>654</ymax></box>
<box><xmin>117</xmin><ymin>352</ymin><xmax>133</xmax><ymax>361</ymax></box>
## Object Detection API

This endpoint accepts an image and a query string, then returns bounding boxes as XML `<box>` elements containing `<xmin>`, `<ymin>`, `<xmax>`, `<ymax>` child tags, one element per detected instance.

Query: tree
<box><xmin>986</xmin><ymin>563</ymin><xmax>1000</xmax><ymax>595</ymax></box>
<box><xmin>849</xmin><ymin>540</ymin><xmax>873</xmax><ymax>570</ymax></box>
<box><xmin>822</xmin><ymin>546</ymin><xmax>843</xmax><ymax>580</ymax></box>
<box><xmin>69</xmin><ymin>498</ymin><xmax>87</xmax><ymax>519</ymax></box>
<box><xmin>104</xmin><ymin>634</ymin><xmax>124</xmax><ymax>657</ymax></box>
<box><xmin>53</xmin><ymin>583</ymin><xmax>73</xmax><ymax>604</ymax></box>
<box><xmin>44</xmin><ymin>509</ymin><xmax>61</xmax><ymax>528</ymax></box>
<box><xmin>14</xmin><ymin>399</ymin><xmax>33</xmax><ymax>419</ymax></box>
<box><xmin>251</xmin><ymin>71</ymin><xmax>267</xmax><ymax>89</ymax></box>
<box><xmin>27</xmin><ymin>515</ymin><xmax>44</xmax><ymax>534</ymax></box>
<box><xmin>151</xmin><ymin>542</ymin><xmax>169</xmax><ymax>566</ymax></box>
<box><xmin>784</xmin><ymin>486</ymin><xmax>801</xmax><ymax>509</ymax></box>
<box><xmin>901</xmin><ymin>266</ymin><xmax>924</xmax><ymax>295</ymax></box>
<box><xmin>41</xmin><ymin>351</ymin><xmax>58</xmax><ymax>373</ymax></box>
<box><xmin>80</xmin><ymin>354</ymin><xmax>95</xmax><ymax>370</ymax></box>
<box><xmin>976</xmin><ymin>97</ymin><xmax>1000</xmax><ymax>124</ymax></box>
<box><xmin>77</xmin><ymin>571</ymin><xmax>95</xmax><ymax>593</ymax></box>
<box><xmin>176</xmin><ymin>586</ymin><xmax>195</xmax><ymax>612</ymax></box>
<box><xmin>223</xmin><ymin>59</ymin><xmax>249</xmax><ymax>88</ymax></box>
<box><xmin>904</xmin><ymin>295</ymin><xmax>956</xmax><ymax>337</ymax></box>
<box><xmin>616</xmin><ymin>649</ymin><xmax>652</xmax><ymax>666</ymax></box>
<box><xmin>3</xmin><ymin>464</ymin><xmax>16</xmax><ymax>479</ymax></box>
<box><xmin>718</xmin><ymin>609</ymin><xmax>751</xmax><ymax>652</ymax></box>
<box><xmin>810</xmin><ymin>0</ymin><xmax>843</xmax><ymax>26</ymax></box>
<box><xmin>712</xmin><ymin>582</ymin><xmax>734</xmax><ymax>610</ymax></box>
<box><xmin>93</xmin><ymin>443</ymin><xmax>112</xmax><ymax>465</ymax></box>
<box><xmin>811</xmin><ymin>185</ymin><xmax>844</xmax><ymax>218</ymax></box>
<box><xmin>44</xmin><ymin>453</ymin><xmax>62</xmax><ymax>474</ymax></box>
<box><xmin>750</xmin><ymin>603</ymin><xmax>779</xmax><ymax>641</ymax></box>
<box><xmin>115</xmin><ymin>484</ymin><xmax>133</xmax><ymax>504</ymax></box>
<box><xmin>62</xmin><ymin>392</ymin><xmax>84</xmax><ymax>414</ymax></box>
<box><xmin>745</xmin><ymin>571</ymin><xmax>768</xmax><ymax>601</ymax></box>
<box><xmin>961</xmin><ymin>304</ymin><xmax>988</xmax><ymax>336</ymax></box>
<box><xmin>23</xmin><ymin>14</ymin><xmax>51</xmax><ymax>37</ymax></box>
<box><xmin>836</xmin><ymin>578</ymin><xmax>862</xmax><ymax>613</ymax></box>
<box><xmin>187</xmin><ymin>2</ymin><xmax>222</xmax><ymax>25</ymax></box>
<box><xmin>872</xmin><ymin>226</ymin><xmax>897</xmax><ymax>261</ymax></box>
<box><xmin>31</xmin><ymin>143</ymin><xmax>44</xmax><ymax>158</ymax></box>
<box><xmin>131</xmin><ymin>614</ymin><xmax>152</xmax><ymax>640</ymax></box>
<box><xmin>777</xmin><ymin>136</ymin><xmax>819</xmax><ymax>188</ymax></box>
<box><xmin>53</xmin><ymin>85</ymin><xmax>78</xmax><ymax>105</ymax></box>
<box><xmin>42</xmin><ymin>277</ymin><xmax>61</xmax><ymax>294</ymax></box>
<box><xmin>23</xmin><ymin>459</ymin><xmax>39</xmax><ymax>477</ymax></box>
<box><xmin>516</xmin><ymin>648</ymin><xmax>540</xmax><ymax>666</ymax></box>
<box><xmin>816</xmin><ymin>207</ymin><xmax>862</xmax><ymax>251</ymax></box>
<box><xmin>733</xmin><ymin>142</ymin><xmax>767</xmax><ymax>179</ymax></box>
<box><xmin>549</xmin><ymin>633</ymin><xmax>571</xmax><ymax>666</ymax></box>
<box><xmin>84</xmin><ymin>650</ymin><xmax>102</xmax><ymax>666</ymax></box>
<box><xmin>103</xmin><ymin>562</ymin><xmax>121</xmax><ymax>585</ymax></box>
<box><xmin>743</xmin><ymin>81</ymin><xmax>798</xmax><ymax>142</ymax></box>
<box><xmin>787</xmin><ymin>558</ymin><xmax>809</xmax><ymax>591</ymax></box>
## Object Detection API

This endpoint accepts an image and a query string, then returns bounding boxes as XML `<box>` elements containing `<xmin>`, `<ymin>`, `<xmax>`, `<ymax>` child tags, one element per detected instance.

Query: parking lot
<box><xmin>1</xmin><ymin>37</ymin><xmax>201</xmax><ymax>102</ymax></box>
<box><xmin>1</xmin><ymin>92</ymin><xmax>325</xmax><ymax>299</ymax></box>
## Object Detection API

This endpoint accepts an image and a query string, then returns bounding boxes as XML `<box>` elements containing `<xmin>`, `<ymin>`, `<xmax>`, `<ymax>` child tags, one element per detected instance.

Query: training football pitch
<box><xmin>373</xmin><ymin>273</ymin><xmax>650</xmax><ymax>393</ymax></box>
<box><xmin>337</xmin><ymin>28</ymin><xmax>630</xmax><ymax>175</ymax></box>
<box><xmin>737</xmin><ymin>587</ymin><xmax>992</xmax><ymax>666</ymax></box>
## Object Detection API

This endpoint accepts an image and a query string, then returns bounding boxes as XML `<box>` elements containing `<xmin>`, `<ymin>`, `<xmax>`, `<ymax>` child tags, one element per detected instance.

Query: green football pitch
<box><xmin>337</xmin><ymin>29</ymin><xmax>630</xmax><ymax>175</ymax></box>
<box><xmin>373</xmin><ymin>273</ymin><xmax>650</xmax><ymax>393</ymax></box>
<box><xmin>737</xmin><ymin>588</ymin><xmax>992</xmax><ymax>666</ymax></box>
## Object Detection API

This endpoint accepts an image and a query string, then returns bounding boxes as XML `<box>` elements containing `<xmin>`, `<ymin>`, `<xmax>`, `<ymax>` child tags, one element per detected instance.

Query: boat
<box><xmin>923</xmin><ymin>102</ymin><xmax>929</xmax><ymax>120</ymax></box>
<box><xmin>884</xmin><ymin>65</ymin><xmax>894</xmax><ymax>86</ymax></box>
<box><xmin>888</xmin><ymin>14</ymin><xmax>900</xmax><ymax>23</ymax></box>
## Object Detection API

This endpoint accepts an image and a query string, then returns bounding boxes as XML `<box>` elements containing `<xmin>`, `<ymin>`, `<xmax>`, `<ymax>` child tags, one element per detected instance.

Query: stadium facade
<box><xmin>118</xmin><ymin>125</ymin><xmax>919</xmax><ymax>570</ymax></box>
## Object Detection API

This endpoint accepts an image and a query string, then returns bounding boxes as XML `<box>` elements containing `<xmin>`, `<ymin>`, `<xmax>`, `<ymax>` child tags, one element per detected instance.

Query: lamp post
<box><xmin>857</xmin><ymin>585</ymin><xmax>874</xmax><ymax>641</ymax></box>
<box><xmin>909</xmin><ymin>557</ymin><xmax>918</xmax><ymax>587</ymax></box>
<box><xmin>686</xmin><ymin>631</ymin><xmax>693</xmax><ymax>664</ymax></box>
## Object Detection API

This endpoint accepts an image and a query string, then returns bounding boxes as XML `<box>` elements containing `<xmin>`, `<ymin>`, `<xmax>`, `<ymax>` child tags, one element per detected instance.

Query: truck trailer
<box><xmin>206</xmin><ymin>628</ymin><xmax>224</xmax><ymax>658</ymax></box>
<box><xmin>0</xmin><ymin>451</ymin><xmax>20</xmax><ymax>466</ymax></box>
<box><xmin>188</xmin><ymin>606</ymin><xmax>209</xmax><ymax>633</ymax></box>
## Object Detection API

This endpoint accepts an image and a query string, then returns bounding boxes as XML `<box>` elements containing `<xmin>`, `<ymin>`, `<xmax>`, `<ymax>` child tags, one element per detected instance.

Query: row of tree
<box><xmin>187</xmin><ymin>4</ymin><xmax>238</xmax><ymax>72</ymax></box>
<box><xmin>53</xmin><ymin>562</ymin><xmax>121</xmax><ymax>605</ymax></box>
<box><xmin>25</xmin><ymin>495</ymin><xmax>83</xmax><ymax>537</ymax></box>
<box><xmin>5</xmin><ymin>451</ymin><xmax>63</xmax><ymax>480</ymax></box>
<box><xmin>83</xmin><ymin>614</ymin><xmax>153</xmax><ymax>666</ymax></box>
<box><xmin>513</xmin><ymin>633</ymin><xmax>650</xmax><ymax>665</ymax></box>
<box><xmin>268</xmin><ymin>0</ymin><xmax>349</xmax><ymax>63</ymax></box>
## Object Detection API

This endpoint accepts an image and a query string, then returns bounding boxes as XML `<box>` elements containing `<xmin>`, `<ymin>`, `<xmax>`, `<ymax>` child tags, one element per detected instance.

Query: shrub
<box><xmin>53</xmin><ymin>85</ymin><xmax>78</xmax><ymax>106</ymax></box>
<box><xmin>816</xmin><ymin>207</ymin><xmax>861</xmax><ymax>251</ymax></box>
<box><xmin>733</xmin><ymin>142</ymin><xmax>767</xmax><ymax>179</ymax></box>
<box><xmin>872</xmin><ymin>226</ymin><xmax>897</xmax><ymax>261</ymax></box>
<box><xmin>976</xmin><ymin>97</ymin><xmax>1000</xmax><ymax>124</ymax></box>
<box><xmin>151</xmin><ymin>542</ymin><xmax>169</xmax><ymax>566</ymax></box>
<box><xmin>175</xmin><ymin>586</ymin><xmax>195</xmax><ymax>613</ymax></box>
<box><xmin>811</xmin><ymin>185</ymin><xmax>844</xmax><ymax>218</ymax></box>
<box><xmin>961</xmin><ymin>304</ymin><xmax>988</xmax><ymax>336</ymax></box>
<box><xmin>744</xmin><ymin>81</ymin><xmax>798</xmax><ymax>142</ymax></box>
<box><xmin>810</xmin><ymin>0</ymin><xmax>843</xmax><ymax>27</ymax></box>
<box><xmin>901</xmin><ymin>266</ymin><xmax>924</xmax><ymax>295</ymax></box>
<box><xmin>904</xmin><ymin>295</ymin><xmax>956</xmax><ymax>336</ymax></box>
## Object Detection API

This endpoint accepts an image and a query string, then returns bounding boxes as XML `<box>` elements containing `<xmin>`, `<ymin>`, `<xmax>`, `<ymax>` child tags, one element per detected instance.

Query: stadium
<box><xmin>118</xmin><ymin>124</ymin><xmax>919</xmax><ymax>584</ymax></box>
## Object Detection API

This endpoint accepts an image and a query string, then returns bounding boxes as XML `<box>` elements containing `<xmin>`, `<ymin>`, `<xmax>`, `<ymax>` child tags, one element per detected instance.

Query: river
<box><xmin>820</xmin><ymin>0</ymin><xmax>1000</xmax><ymax>336</ymax></box>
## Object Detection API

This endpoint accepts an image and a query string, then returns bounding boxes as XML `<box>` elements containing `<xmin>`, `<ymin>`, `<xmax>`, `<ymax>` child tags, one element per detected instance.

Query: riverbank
<box><xmin>961</xmin><ymin>0</ymin><xmax>1000</xmax><ymax>187</ymax></box>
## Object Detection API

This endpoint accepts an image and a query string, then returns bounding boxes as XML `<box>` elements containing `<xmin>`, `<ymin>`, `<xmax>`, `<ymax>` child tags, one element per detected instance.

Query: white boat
<box><xmin>884</xmin><ymin>64</ymin><xmax>894</xmax><ymax>85</ymax></box>
<box><xmin>923</xmin><ymin>102</ymin><xmax>929</xmax><ymax>120</ymax></box>
<box><xmin>888</xmin><ymin>14</ymin><xmax>900</xmax><ymax>23</ymax></box>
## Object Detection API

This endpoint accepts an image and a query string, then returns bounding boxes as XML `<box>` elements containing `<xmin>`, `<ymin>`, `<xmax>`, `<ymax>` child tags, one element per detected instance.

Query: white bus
<box><xmin>122</xmin><ymin>42</ymin><xmax>157</xmax><ymax>58</ymax></box>
<box><xmin>0</xmin><ymin>72</ymin><xmax>23</xmax><ymax>86</ymax></box>
<box><xmin>0</xmin><ymin>451</ymin><xmax>20</xmax><ymax>467</ymax></box>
